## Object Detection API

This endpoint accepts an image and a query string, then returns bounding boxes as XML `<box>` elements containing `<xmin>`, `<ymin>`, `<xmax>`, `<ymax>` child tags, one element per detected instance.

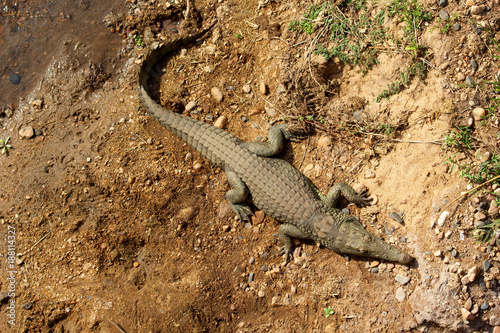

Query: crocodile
<box><xmin>137</xmin><ymin>25</ymin><xmax>413</xmax><ymax>265</ymax></box>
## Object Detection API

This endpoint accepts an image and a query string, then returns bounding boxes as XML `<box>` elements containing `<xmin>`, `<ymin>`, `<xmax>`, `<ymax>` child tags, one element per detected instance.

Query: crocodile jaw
<box><xmin>327</xmin><ymin>218</ymin><xmax>413</xmax><ymax>265</ymax></box>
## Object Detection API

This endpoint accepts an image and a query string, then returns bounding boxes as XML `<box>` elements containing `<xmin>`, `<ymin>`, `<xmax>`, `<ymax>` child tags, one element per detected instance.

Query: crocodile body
<box><xmin>137</xmin><ymin>27</ymin><xmax>413</xmax><ymax>265</ymax></box>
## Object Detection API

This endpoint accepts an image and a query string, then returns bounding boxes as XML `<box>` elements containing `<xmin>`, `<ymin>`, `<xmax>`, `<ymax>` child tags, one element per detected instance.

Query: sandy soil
<box><xmin>1</xmin><ymin>0</ymin><xmax>500</xmax><ymax>332</ymax></box>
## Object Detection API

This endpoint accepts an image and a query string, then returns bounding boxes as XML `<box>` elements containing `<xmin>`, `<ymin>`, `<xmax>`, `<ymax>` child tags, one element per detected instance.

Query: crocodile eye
<box><xmin>363</xmin><ymin>234</ymin><xmax>372</xmax><ymax>242</ymax></box>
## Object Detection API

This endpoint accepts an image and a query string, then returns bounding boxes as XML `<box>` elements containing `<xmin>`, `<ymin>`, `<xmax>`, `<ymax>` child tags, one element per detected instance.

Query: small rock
<box><xmin>472</xmin><ymin>107</ymin><xmax>486</xmax><ymax>121</ymax></box>
<box><xmin>395</xmin><ymin>275</ymin><xmax>411</xmax><ymax>285</ymax></box>
<box><xmin>291</xmin><ymin>285</ymin><xmax>297</xmax><ymax>294</ymax></box>
<box><xmin>467</xmin><ymin>266</ymin><xmax>477</xmax><ymax>283</ymax></box>
<box><xmin>205</xmin><ymin>114</ymin><xmax>214</xmax><ymax>122</ymax></box>
<box><xmin>437</xmin><ymin>211</ymin><xmax>450</xmax><ymax>227</ymax></box>
<box><xmin>465</xmin><ymin>298</ymin><xmax>473</xmax><ymax>310</ymax></box>
<box><xmin>19</xmin><ymin>125</ymin><xmax>35</xmax><ymax>139</ymax></box>
<box><xmin>474</xmin><ymin>211</ymin><xmax>487</xmax><ymax>222</ymax></box>
<box><xmin>249</xmin><ymin>255</ymin><xmax>255</xmax><ymax>264</ymax></box>
<box><xmin>493</xmin><ymin>327</ymin><xmax>500</xmax><ymax>333</ymax></box>
<box><xmin>277</xmin><ymin>84</ymin><xmax>286</xmax><ymax>94</ymax></box>
<box><xmin>480</xmin><ymin>301</ymin><xmax>490</xmax><ymax>310</ymax></box>
<box><xmin>483</xmin><ymin>260</ymin><xmax>491</xmax><ymax>272</ymax></box>
<box><xmin>434</xmin><ymin>250</ymin><xmax>442</xmax><ymax>257</ymax></box>
<box><xmin>242</xmin><ymin>85</ymin><xmax>251</xmax><ymax>93</ymax></box>
<box><xmin>465</xmin><ymin>0</ymin><xmax>475</xmax><ymax>7</ymax></box>
<box><xmin>488</xmin><ymin>201</ymin><xmax>499</xmax><ymax>218</ymax></box>
<box><xmin>264</xmin><ymin>106</ymin><xmax>277</xmax><ymax>117</ymax></box>
<box><xmin>30</xmin><ymin>97</ymin><xmax>44</xmax><ymax>109</ymax></box>
<box><xmin>465</xmin><ymin>76</ymin><xmax>475</xmax><ymax>86</ymax></box>
<box><xmin>0</xmin><ymin>292</ymin><xmax>9</xmax><ymax>303</ymax></box>
<box><xmin>260</xmin><ymin>265</ymin><xmax>268</xmax><ymax>272</ymax></box>
<box><xmin>365</xmin><ymin>169</ymin><xmax>376</xmax><ymax>179</ymax></box>
<box><xmin>457</xmin><ymin>73</ymin><xmax>466</xmax><ymax>81</ymax></box>
<box><xmin>214</xmin><ymin>115</ymin><xmax>228</xmax><ymax>129</ymax></box>
<box><xmin>258</xmin><ymin>290</ymin><xmax>265</xmax><ymax>298</ymax></box>
<box><xmin>371</xmin><ymin>267</ymin><xmax>379</xmax><ymax>273</ymax></box>
<box><xmin>176</xmin><ymin>207</ymin><xmax>196</xmax><ymax>221</ymax></box>
<box><xmin>470</xmin><ymin>5</ymin><xmax>485</xmax><ymax>15</ymax></box>
<box><xmin>461</xmin><ymin>308</ymin><xmax>474</xmax><ymax>321</ymax></box>
<box><xmin>438</xmin><ymin>0</ymin><xmax>448</xmax><ymax>6</ymax></box>
<box><xmin>471</xmin><ymin>58</ymin><xmax>478</xmax><ymax>69</ymax></box>
<box><xmin>185</xmin><ymin>100</ymin><xmax>197</xmax><ymax>111</ymax></box>
<box><xmin>9</xmin><ymin>73</ymin><xmax>21</xmax><ymax>84</ymax></box>
<box><xmin>451</xmin><ymin>249</ymin><xmax>458</xmax><ymax>257</ymax></box>
<box><xmin>389</xmin><ymin>212</ymin><xmax>404</xmax><ymax>224</ymax></box>
<box><xmin>252</xmin><ymin>211</ymin><xmax>265</xmax><ymax>225</ymax></box>
<box><xmin>248</xmin><ymin>273</ymin><xmax>254</xmax><ymax>283</ymax></box>
<box><xmin>471</xmin><ymin>303</ymin><xmax>479</xmax><ymax>314</ymax></box>
<box><xmin>133</xmin><ymin>262</ymin><xmax>140</xmax><ymax>268</ymax></box>
<box><xmin>395</xmin><ymin>287</ymin><xmax>405</xmax><ymax>302</ymax></box>
<box><xmin>259</xmin><ymin>81</ymin><xmax>268</xmax><ymax>95</ymax></box>
<box><xmin>491</xmin><ymin>316</ymin><xmax>500</xmax><ymax>326</ymax></box>
<box><xmin>21</xmin><ymin>302</ymin><xmax>32</xmax><ymax>310</ymax></box>
<box><xmin>453</xmin><ymin>23</ymin><xmax>461</xmax><ymax>31</ymax></box>
<box><xmin>439</xmin><ymin>10</ymin><xmax>449</xmax><ymax>21</ymax></box>
<box><xmin>211</xmin><ymin>87</ymin><xmax>223</xmax><ymax>102</ymax></box>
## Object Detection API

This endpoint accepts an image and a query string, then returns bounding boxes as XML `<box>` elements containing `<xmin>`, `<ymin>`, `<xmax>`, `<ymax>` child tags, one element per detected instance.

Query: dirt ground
<box><xmin>1</xmin><ymin>0</ymin><xmax>500</xmax><ymax>332</ymax></box>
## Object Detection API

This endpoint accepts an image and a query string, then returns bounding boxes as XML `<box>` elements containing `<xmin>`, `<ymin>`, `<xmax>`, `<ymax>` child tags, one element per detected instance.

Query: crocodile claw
<box><xmin>355</xmin><ymin>190</ymin><xmax>373</xmax><ymax>208</ymax></box>
<box><xmin>229</xmin><ymin>203</ymin><xmax>253</xmax><ymax>223</ymax></box>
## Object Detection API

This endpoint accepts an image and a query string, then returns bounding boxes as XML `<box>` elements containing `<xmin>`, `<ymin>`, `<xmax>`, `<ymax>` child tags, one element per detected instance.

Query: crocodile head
<box><xmin>320</xmin><ymin>214</ymin><xmax>413</xmax><ymax>265</ymax></box>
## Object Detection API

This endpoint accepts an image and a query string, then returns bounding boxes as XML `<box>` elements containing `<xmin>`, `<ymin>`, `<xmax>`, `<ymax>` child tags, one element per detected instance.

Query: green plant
<box><xmin>133</xmin><ymin>34</ymin><xmax>143</xmax><ymax>47</ymax></box>
<box><xmin>0</xmin><ymin>137</ymin><xmax>12</xmax><ymax>154</ymax></box>
<box><xmin>233</xmin><ymin>33</ymin><xmax>243</xmax><ymax>39</ymax></box>
<box><xmin>442</xmin><ymin>127</ymin><xmax>473</xmax><ymax>150</ymax></box>
<box><xmin>324</xmin><ymin>306</ymin><xmax>335</xmax><ymax>318</ymax></box>
<box><xmin>473</xmin><ymin>219</ymin><xmax>500</xmax><ymax>243</ymax></box>
<box><xmin>377</xmin><ymin>124</ymin><xmax>395</xmax><ymax>135</ymax></box>
<box><xmin>289</xmin><ymin>2</ymin><xmax>326</xmax><ymax>34</ymax></box>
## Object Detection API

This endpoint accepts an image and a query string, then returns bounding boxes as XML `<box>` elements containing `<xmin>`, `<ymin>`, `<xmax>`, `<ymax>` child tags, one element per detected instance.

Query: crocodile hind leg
<box><xmin>279</xmin><ymin>224</ymin><xmax>311</xmax><ymax>260</ymax></box>
<box><xmin>225</xmin><ymin>169</ymin><xmax>253</xmax><ymax>222</ymax></box>
<box><xmin>324</xmin><ymin>182</ymin><xmax>372</xmax><ymax>208</ymax></box>
<box><xmin>243</xmin><ymin>123</ymin><xmax>299</xmax><ymax>157</ymax></box>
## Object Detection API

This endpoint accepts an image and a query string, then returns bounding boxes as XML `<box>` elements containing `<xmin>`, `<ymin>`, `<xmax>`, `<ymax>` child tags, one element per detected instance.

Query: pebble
<box><xmin>457</xmin><ymin>73</ymin><xmax>466</xmax><ymax>81</ymax></box>
<box><xmin>439</xmin><ymin>10</ymin><xmax>449</xmax><ymax>21</ymax></box>
<box><xmin>438</xmin><ymin>0</ymin><xmax>448</xmax><ymax>6</ymax></box>
<box><xmin>484</xmin><ymin>259</ymin><xmax>491</xmax><ymax>272</ymax></box>
<box><xmin>451</xmin><ymin>249</ymin><xmax>458</xmax><ymax>257</ymax></box>
<box><xmin>249</xmin><ymin>255</ymin><xmax>255</xmax><ymax>264</ymax></box>
<box><xmin>259</xmin><ymin>81</ymin><xmax>268</xmax><ymax>95</ymax></box>
<box><xmin>395</xmin><ymin>287</ymin><xmax>406</xmax><ymax>302</ymax></box>
<box><xmin>9</xmin><ymin>73</ymin><xmax>21</xmax><ymax>84</ymax></box>
<box><xmin>389</xmin><ymin>212</ymin><xmax>404</xmax><ymax>224</ymax></box>
<box><xmin>491</xmin><ymin>316</ymin><xmax>500</xmax><ymax>326</ymax></box>
<box><xmin>453</xmin><ymin>23</ymin><xmax>461</xmax><ymax>31</ymax></box>
<box><xmin>260</xmin><ymin>265</ymin><xmax>268</xmax><ymax>272</ymax></box>
<box><xmin>248</xmin><ymin>273</ymin><xmax>254</xmax><ymax>283</ymax></box>
<box><xmin>214</xmin><ymin>115</ymin><xmax>228</xmax><ymax>129</ymax></box>
<box><xmin>30</xmin><ymin>97</ymin><xmax>44</xmax><ymax>109</ymax></box>
<box><xmin>19</xmin><ymin>126</ymin><xmax>35</xmax><ymax>139</ymax></box>
<box><xmin>437</xmin><ymin>211</ymin><xmax>449</xmax><ymax>227</ymax></box>
<box><xmin>465</xmin><ymin>0</ymin><xmax>475</xmax><ymax>6</ymax></box>
<box><xmin>481</xmin><ymin>301</ymin><xmax>490</xmax><ymax>310</ymax></box>
<box><xmin>474</xmin><ymin>211</ymin><xmax>487</xmax><ymax>222</ymax></box>
<box><xmin>470</xmin><ymin>5</ymin><xmax>485</xmax><ymax>15</ymax></box>
<box><xmin>472</xmin><ymin>107</ymin><xmax>486</xmax><ymax>121</ymax></box>
<box><xmin>258</xmin><ymin>290</ymin><xmax>265</xmax><ymax>298</ymax></box>
<box><xmin>365</xmin><ymin>169</ymin><xmax>376</xmax><ymax>179</ymax></box>
<box><xmin>395</xmin><ymin>275</ymin><xmax>411</xmax><ymax>285</ymax></box>
<box><xmin>242</xmin><ymin>85</ymin><xmax>251</xmax><ymax>93</ymax></box>
<box><xmin>252</xmin><ymin>211</ymin><xmax>265</xmax><ymax>225</ymax></box>
<box><xmin>185</xmin><ymin>100</ymin><xmax>197</xmax><ymax>111</ymax></box>
<box><xmin>488</xmin><ymin>201</ymin><xmax>499</xmax><ymax>218</ymax></box>
<box><xmin>241</xmin><ymin>116</ymin><xmax>249</xmax><ymax>122</ymax></box>
<box><xmin>471</xmin><ymin>58</ymin><xmax>478</xmax><ymax>69</ymax></box>
<box><xmin>465</xmin><ymin>298</ymin><xmax>473</xmax><ymax>310</ymax></box>
<box><xmin>434</xmin><ymin>250</ymin><xmax>442</xmax><ymax>257</ymax></box>
<box><xmin>264</xmin><ymin>106</ymin><xmax>277</xmax><ymax>117</ymax></box>
<box><xmin>205</xmin><ymin>115</ymin><xmax>214</xmax><ymax>122</ymax></box>
<box><xmin>21</xmin><ymin>302</ymin><xmax>32</xmax><ymax>310</ymax></box>
<box><xmin>0</xmin><ymin>292</ymin><xmax>8</xmax><ymax>303</ymax></box>
<box><xmin>461</xmin><ymin>308</ymin><xmax>474</xmax><ymax>321</ymax></box>
<box><xmin>277</xmin><ymin>84</ymin><xmax>286</xmax><ymax>94</ymax></box>
<box><xmin>493</xmin><ymin>327</ymin><xmax>500</xmax><ymax>333</ymax></box>
<box><xmin>211</xmin><ymin>87</ymin><xmax>224</xmax><ymax>102</ymax></box>
<box><xmin>467</xmin><ymin>266</ymin><xmax>477</xmax><ymax>283</ymax></box>
<box><xmin>465</xmin><ymin>76</ymin><xmax>475</xmax><ymax>86</ymax></box>
<box><xmin>371</xmin><ymin>267</ymin><xmax>379</xmax><ymax>273</ymax></box>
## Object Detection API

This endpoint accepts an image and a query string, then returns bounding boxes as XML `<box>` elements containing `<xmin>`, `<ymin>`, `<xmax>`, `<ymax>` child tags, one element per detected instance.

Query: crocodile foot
<box><xmin>229</xmin><ymin>202</ymin><xmax>253</xmax><ymax>223</ymax></box>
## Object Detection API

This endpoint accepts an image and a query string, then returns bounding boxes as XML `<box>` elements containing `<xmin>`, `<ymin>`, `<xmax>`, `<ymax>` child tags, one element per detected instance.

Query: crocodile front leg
<box><xmin>324</xmin><ymin>182</ymin><xmax>372</xmax><ymax>208</ymax></box>
<box><xmin>279</xmin><ymin>223</ymin><xmax>311</xmax><ymax>260</ymax></box>
<box><xmin>225</xmin><ymin>169</ymin><xmax>253</xmax><ymax>222</ymax></box>
<box><xmin>243</xmin><ymin>124</ymin><xmax>298</xmax><ymax>157</ymax></box>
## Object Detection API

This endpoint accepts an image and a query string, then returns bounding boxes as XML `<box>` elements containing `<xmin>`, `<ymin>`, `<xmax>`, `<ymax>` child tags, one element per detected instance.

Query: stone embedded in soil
<box><xmin>465</xmin><ymin>76</ymin><xmax>475</xmax><ymax>86</ymax></box>
<box><xmin>488</xmin><ymin>200</ymin><xmax>499</xmax><ymax>218</ymax></box>
<box><xmin>389</xmin><ymin>212</ymin><xmax>404</xmax><ymax>224</ymax></box>
<box><xmin>19</xmin><ymin>126</ymin><xmax>35</xmax><ymax>139</ymax></box>
<box><xmin>259</xmin><ymin>81</ymin><xmax>268</xmax><ymax>95</ymax></box>
<box><xmin>264</xmin><ymin>106</ymin><xmax>277</xmax><ymax>117</ymax></box>
<box><xmin>439</xmin><ymin>10</ymin><xmax>449</xmax><ymax>21</ymax></box>
<box><xmin>457</xmin><ymin>73</ymin><xmax>466</xmax><ymax>81</ymax></box>
<box><xmin>257</xmin><ymin>290</ymin><xmax>265</xmax><ymax>298</ymax></box>
<box><xmin>470</xmin><ymin>5</ymin><xmax>485</xmax><ymax>15</ymax></box>
<box><xmin>175</xmin><ymin>207</ymin><xmax>195</xmax><ymax>221</ymax></box>
<box><xmin>395</xmin><ymin>275</ymin><xmax>411</xmax><ymax>285</ymax></box>
<box><xmin>211</xmin><ymin>87</ymin><xmax>223</xmax><ymax>102</ymax></box>
<box><xmin>214</xmin><ymin>115</ymin><xmax>228</xmax><ymax>129</ymax></box>
<box><xmin>438</xmin><ymin>0</ymin><xmax>448</xmax><ymax>6</ymax></box>
<box><xmin>472</xmin><ymin>107</ymin><xmax>486</xmax><ymax>121</ymax></box>
<box><xmin>453</xmin><ymin>23</ymin><xmax>461</xmax><ymax>31</ymax></box>
<box><xmin>464</xmin><ymin>298</ymin><xmax>473</xmax><ymax>311</ymax></box>
<box><xmin>30</xmin><ymin>97</ymin><xmax>44</xmax><ymax>109</ymax></box>
<box><xmin>185</xmin><ymin>100</ymin><xmax>197</xmax><ymax>111</ymax></box>
<box><xmin>474</xmin><ymin>211</ymin><xmax>487</xmax><ymax>222</ymax></box>
<box><xmin>9</xmin><ymin>73</ymin><xmax>21</xmax><ymax>84</ymax></box>
<box><xmin>491</xmin><ymin>316</ymin><xmax>500</xmax><ymax>327</ymax></box>
<box><xmin>395</xmin><ymin>287</ymin><xmax>405</xmax><ymax>302</ymax></box>
<box><xmin>242</xmin><ymin>84</ymin><xmax>251</xmax><ymax>93</ymax></box>
<box><xmin>493</xmin><ymin>326</ymin><xmax>500</xmax><ymax>333</ymax></box>
<box><xmin>317</xmin><ymin>135</ymin><xmax>332</xmax><ymax>149</ymax></box>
